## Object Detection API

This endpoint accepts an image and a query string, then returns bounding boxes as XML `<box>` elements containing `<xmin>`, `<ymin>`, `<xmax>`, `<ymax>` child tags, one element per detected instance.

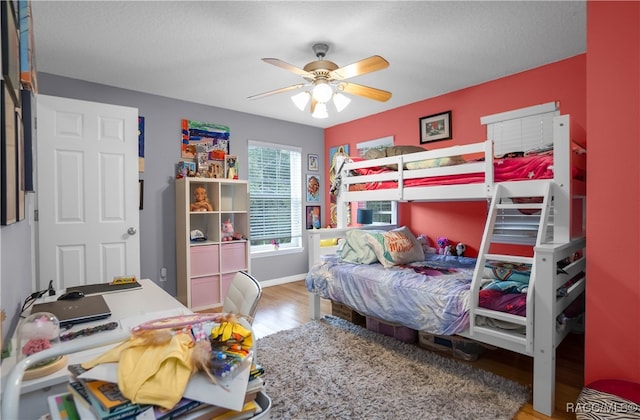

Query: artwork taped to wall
<box><xmin>181</xmin><ymin>119</ymin><xmax>230</xmax><ymax>159</ymax></box>
<box><xmin>356</xmin><ymin>136</ymin><xmax>394</xmax><ymax>157</ymax></box>
<box><xmin>19</xmin><ymin>0</ymin><xmax>38</xmax><ymax>91</ymax></box>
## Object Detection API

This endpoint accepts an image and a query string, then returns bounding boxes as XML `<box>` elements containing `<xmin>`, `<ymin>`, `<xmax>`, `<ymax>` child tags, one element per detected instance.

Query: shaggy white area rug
<box><xmin>256</xmin><ymin>316</ymin><xmax>529</xmax><ymax>419</ymax></box>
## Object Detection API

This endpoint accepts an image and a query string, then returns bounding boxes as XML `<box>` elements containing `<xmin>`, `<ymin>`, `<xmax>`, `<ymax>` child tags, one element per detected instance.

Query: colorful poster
<box><xmin>181</xmin><ymin>119</ymin><xmax>230</xmax><ymax>159</ymax></box>
<box><xmin>328</xmin><ymin>144</ymin><xmax>350</xmax><ymax>227</ymax></box>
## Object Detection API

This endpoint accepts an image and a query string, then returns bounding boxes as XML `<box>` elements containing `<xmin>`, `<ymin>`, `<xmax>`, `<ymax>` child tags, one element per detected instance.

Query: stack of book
<box><xmin>49</xmin><ymin>363</ymin><xmax>266</xmax><ymax>420</ymax></box>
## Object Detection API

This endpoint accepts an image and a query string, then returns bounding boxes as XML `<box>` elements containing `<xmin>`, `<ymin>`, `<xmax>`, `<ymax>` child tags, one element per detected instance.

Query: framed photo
<box><xmin>307</xmin><ymin>153</ymin><xmax>319</xmax><ymax>171</ymax></box>
<box><xmin>1</xmin><ymin>81</ymin><xmax>17</xmax><ymax>225</ymax></box>
<box><xmin>208</xmin><ymin>158</ymin><xmax>225</xmax><ymax>178</ymax></box>
<box><xmin>139</xmin><ymin>180</ymin><xmax>144</xmax><ymax>210</ymax></box>
<box><xmin>419</xmin><ymin>111</ymin><xmax>452</xmax><ymax>144</ymax></box>
<box><xmin>306</xmin><ymin>174</ymin><xmax>320</xmax><ymax>202</ymax></box>
<box><xmin>306</xmin><ymin>205</ymin><xmax>321</xmax><ymax>229</ymax></box>
<box><xmin>1</xmin><ymin>0</ymin><xmax>20</xmax><ymax>104</ymax></box>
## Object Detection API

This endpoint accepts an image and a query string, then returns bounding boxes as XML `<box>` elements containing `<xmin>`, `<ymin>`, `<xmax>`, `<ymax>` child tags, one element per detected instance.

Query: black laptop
<box><xmin>31</xmin><ymin>295</ymin><xmax>112</xmax><ymax>328</ymax></box>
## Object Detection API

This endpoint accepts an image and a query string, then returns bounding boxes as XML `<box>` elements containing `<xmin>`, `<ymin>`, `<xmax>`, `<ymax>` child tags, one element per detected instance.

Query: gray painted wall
<box><xmin>1</xmin><ymin>73</ymin><xmax>323</xmax><ymax>343</ymax></box>
<box><xmin>0</xmin><ymin>196</ymin><xmax>34</xmax><ymax>348</ymax></box>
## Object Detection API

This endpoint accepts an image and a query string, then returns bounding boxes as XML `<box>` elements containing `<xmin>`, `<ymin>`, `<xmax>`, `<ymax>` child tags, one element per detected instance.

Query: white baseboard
<box><xmin>260</xmin><ymin>273</ymin><xmax>307</xmax><ymax>288</ymax></box>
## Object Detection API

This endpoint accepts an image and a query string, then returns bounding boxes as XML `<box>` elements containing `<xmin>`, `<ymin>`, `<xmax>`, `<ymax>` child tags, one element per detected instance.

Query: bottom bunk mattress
<box><xmin>306</xmin><ymin>254</ymin><xmax>477</xmax><ymax>335</ymax></box>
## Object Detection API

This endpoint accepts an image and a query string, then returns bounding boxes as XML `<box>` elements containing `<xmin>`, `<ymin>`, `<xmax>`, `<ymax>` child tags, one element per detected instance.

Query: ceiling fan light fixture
<box><xmin>312</xmin><ymin>102</ymin><xmax>328</xmax><ymax>119</ymax></box>
<box><xmin>333</xmin><ymin>93</ymin><xmax>351</xmax><ymax>112</ymax></box>
<box><xmin>312</xmin><ymin>80</ymin><xmax>333</xmax><ymax>103</ymax></box>
<box><xmin>291</xmin><ymin>91</ymin><xmax>310</xmax><ymax>111</ymax></box>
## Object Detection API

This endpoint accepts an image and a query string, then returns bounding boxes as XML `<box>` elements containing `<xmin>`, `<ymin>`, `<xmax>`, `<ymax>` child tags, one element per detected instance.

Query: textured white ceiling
<box><xmin>30</xmin><ymin>1</ymin><xmax>586</xmax><ymax>129</ymax></box>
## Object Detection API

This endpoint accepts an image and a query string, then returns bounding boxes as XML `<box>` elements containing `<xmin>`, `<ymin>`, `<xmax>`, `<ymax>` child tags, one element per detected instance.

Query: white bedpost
<box><xmin>335</xmin><ymin>155</ymin><xmax>349</xmax><ymax>229</ymax></box>
<box><xmin>308</xmin><ymin>230</ymin><xmax>322</xmax><ymax>320</ymax></box>
<box><xmin>553</xmin><ymin>115</ymin><xmax>571</xmax><ymax>243</ymax></box>
<box><xmin>533</xmin><ymin>245</ymin><xmax>556</xmax><ymax>416</ymax></box>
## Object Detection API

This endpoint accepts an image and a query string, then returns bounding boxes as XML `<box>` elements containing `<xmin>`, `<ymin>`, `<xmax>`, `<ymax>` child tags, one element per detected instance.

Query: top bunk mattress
<box><xmin>348</xmin><ymin>153</ymin><xmax>556</xmax><ymax>191</ymax></box>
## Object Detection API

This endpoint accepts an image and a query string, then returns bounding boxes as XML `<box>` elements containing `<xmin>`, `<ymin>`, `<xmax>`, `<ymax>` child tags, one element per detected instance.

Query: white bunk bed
<box><xmin>306</xmin><ymin>102</ymin><xmax>586</xmax><ymax>416</ymax></box>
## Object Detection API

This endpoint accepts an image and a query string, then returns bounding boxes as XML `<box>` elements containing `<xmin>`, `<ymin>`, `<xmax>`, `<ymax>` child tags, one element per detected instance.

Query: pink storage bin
<box><xmin>191</xmin><ymin>276</ymin><xmax>220</xmax><ymax>308</ymax></box>
<box><xmin>190</xmin><ymin>244</ymin><xmax>219</xmax><ymax>276</ymax></box>
<box><xmin>221</xmin><ymin>242</ymin><xmax>246</xmax><ymax>272</ymax></box>
<box><xmin>366</xmin><ymin>317</ymin><xmax>418</xmax><ymax>343</ymax></box>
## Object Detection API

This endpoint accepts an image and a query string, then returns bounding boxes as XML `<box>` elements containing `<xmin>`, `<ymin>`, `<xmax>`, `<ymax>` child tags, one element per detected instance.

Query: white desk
<box><xmin>1</xmin><ymin>279</ymin><xmax>192</xmax><ymax>419</ymax></box>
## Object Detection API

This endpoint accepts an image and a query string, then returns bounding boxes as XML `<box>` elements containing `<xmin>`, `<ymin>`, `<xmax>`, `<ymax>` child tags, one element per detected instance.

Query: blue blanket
<box><xmin>306</xmin><ymin>254</ymin><xmax>477</xmax><ymax>335</ymax></box>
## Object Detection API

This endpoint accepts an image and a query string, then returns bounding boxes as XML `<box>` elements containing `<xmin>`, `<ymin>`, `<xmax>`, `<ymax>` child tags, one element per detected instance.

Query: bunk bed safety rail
<box><xmin>339</xmin><ymin>140</ymin><xmax>493</xmax><ymax>203</ymax></box>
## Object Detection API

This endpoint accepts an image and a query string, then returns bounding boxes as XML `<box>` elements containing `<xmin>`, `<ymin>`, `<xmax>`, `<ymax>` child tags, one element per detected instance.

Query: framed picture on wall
<box><xmin>419</xmin><ymin>111</ymin><xmax>452</xmax><ymax>143</ymax></box>
<box><xmin>139</xmin><ymin>180</ymin><xmax>144</xmax><ymax>210</ymax></box>
<box><xmin>1</xmin><ymin>81</ymin><xmax>18</xmax><ymax>225</ymax></box>
<box><xmin>306</xmin><ymin>206</ymin><xmax>321</xmax><ymax>229</ymax></box>
<box><xmin>308</xmin><ymin>153</ymin><xmax>319</xmax><ymax>171</ymax></box>
<box><xmin>306</xmin><ymin>174</ymin><xmax>320</xmax><ymax>202</ymax></box>
<box><xmin>1</xmin><ymin>0</ymin><xmax>20</xmax><ymax>104</ymax></box>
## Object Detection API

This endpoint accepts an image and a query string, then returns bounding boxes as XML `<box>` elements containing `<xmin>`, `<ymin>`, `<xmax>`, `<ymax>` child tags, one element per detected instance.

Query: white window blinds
<box><xmin>248</xmin><ymin>141</ymin><xmax>302</xmax><ymax>249</ymax></box>
<box><xmin>482</xmin><ymin>102</ymin><xmax>559</xmax><ymax>157</ymax></box>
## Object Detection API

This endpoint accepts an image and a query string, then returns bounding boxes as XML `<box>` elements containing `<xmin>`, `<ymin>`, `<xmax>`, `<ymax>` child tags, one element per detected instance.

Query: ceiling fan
<box><xmin>248</xmin><ymin>43</ymin><xmax>391</xmax><ymax>118</ymax></box>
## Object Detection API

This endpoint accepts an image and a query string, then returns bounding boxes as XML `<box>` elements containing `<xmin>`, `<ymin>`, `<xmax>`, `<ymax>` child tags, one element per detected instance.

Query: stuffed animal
<box><xmin>456</xmin><ymin>242</ymin><xmax>466</xmax><ymax>257</ymax></box>
<box><xmin>417</xmin><ymin>234</ymin><xmax>436</xmax><ymax>254</ymax></box>
<box><xmin>221</xmin><ymin>219</ymin><xmax>234</xmax><ymax>241</ymax></box>
<box><xmin>444</xmin><ymin>244</ymin><xmax>455</xmax><ymax>256</ymax></box>
<box><xmin>436</xmin><ymin>237</ymin><xmax>449</xmax><ymax>255</ymax></box>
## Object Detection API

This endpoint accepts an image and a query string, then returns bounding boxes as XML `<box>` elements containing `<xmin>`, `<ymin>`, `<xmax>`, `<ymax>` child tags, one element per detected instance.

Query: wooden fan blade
<box><xmin>337</xmin><ymin>82</ymin><xmax>392</xmax><ymax>102</ymax></box>
<box><xmin>247</xmin><ymin>84</ymin><xmax>306</xmax><ymax>100</ymax></box>
<box><xmin>262</xmin><ymin>58</ymin><xmax>313</xmax><ymax>78</ymax></box>
<box><xmin>310</xmin><ymin>97</ymin><xmax>318</xmax><ymax>114</ymax></box>
<box><xmin>330</xmin><ymin>56</ymin><xmax>389</xmax><ymax>80</ymax></box>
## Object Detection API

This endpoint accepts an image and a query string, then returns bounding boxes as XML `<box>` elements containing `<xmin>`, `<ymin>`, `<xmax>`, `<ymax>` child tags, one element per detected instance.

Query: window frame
<box><xmin>248</xmin><ymin>140</ymin><xmax>303</xmax><ymax>256</ymax></box>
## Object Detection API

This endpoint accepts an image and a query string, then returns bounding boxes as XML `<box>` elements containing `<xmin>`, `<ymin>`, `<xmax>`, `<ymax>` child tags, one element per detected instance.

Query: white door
<box><xmin>36</xmin><ymin>94</ymin><xmax>140</xmax><ymax>290</ymax></box>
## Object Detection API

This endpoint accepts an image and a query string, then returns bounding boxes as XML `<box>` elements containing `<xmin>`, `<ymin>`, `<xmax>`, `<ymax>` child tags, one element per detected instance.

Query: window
<box><xmin>248</xmin><ymin>141</ymin><xmax>302</xmax><ymax>253</ymax></box>
<box><xmin>357</xmin><ymin>201</ymin><xmax>396</xmax><ymax>225</ymax></box>
<box><xmin>366</xmin><ymin>201</ymin><xmax>395</xmax><ymax>224</ymax></box>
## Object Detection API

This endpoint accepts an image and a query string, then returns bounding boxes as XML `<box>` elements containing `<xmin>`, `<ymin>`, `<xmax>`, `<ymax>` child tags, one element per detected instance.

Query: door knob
<box><xmin>127</xmin><ymin>227</ymin><xmax>137</xmax><ymax>235</ymax></box>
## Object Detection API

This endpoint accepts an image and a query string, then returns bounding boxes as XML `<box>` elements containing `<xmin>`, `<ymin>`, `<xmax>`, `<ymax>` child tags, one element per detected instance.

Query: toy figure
<box><xmin>417</xmin><ymin>234</ymin><xmax>436</xmax><ymax>254</ymax></box>
<box><xmin>444</xmin><ymin>244</ymin><xmax>455</xmax><ymax>256</ymax></box>
<box><xmin>221</xmin><ymin>219</ymin><xmax>234</xmax><ymax>241</ymax></box>
<box><xmin>437</xmin><ymin>237</ymin><xmax>449</xmax><ymax>255</ymax></box>
<box><xmin>456</xmin><ymin>242</ymin><xmax>466</xmax><ymax>257</ymax></box>
<box><xmin>190</xmin><ymin>186</ymin><xmax>213</xmax><ymax>212</ymax></box>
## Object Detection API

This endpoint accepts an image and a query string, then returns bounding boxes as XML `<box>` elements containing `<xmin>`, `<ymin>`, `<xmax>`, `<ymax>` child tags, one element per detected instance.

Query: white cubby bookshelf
<box><xmin>175</xmin><ymin>177</ymin><xmax>250</xmax><ymax>310</ymax></box>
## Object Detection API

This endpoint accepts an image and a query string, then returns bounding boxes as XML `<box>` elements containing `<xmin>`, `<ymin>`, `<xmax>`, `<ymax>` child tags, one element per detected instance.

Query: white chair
<box><xmin>223</xmin><ymin>271</ymin><xmax>262</xmax><ymax>324</ymax></box>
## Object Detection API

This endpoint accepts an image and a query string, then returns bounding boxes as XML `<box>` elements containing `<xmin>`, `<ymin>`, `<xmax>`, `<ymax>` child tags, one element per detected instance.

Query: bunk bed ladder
<box><xmin>469</xmin><ymin>182</ymin><xmax>552</xmax><ymax>355</ymax></box>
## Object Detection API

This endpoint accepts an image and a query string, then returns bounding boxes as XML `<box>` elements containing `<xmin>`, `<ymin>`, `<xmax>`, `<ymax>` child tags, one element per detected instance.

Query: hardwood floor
<box><xmin>251</xmin><ymin>280</ymin><xmax>583</xmax><ymax>420</ymax></box>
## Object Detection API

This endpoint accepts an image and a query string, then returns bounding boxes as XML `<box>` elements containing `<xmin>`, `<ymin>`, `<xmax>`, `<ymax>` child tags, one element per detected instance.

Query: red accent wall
<box><xmin>585</xmin><ymin>1</ymin><xmax>640</xmax><ymax>384</ymax></box>
<box><xmin>325</xmin><ymin>54</ymin><xmax>586</xmax><ymax>255</ymax></box>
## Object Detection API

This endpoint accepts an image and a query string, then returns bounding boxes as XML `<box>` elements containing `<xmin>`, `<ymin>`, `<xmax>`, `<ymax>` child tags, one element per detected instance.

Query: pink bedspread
<box><xmin>350</xmin><ymin>154</ymin><xmax>554</xmax><ymax>191</ymax></box>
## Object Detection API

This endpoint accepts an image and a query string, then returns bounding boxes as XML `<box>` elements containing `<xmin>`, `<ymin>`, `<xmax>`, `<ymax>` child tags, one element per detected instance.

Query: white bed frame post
<box><xmin>308</xmin><ymin>230</ymin><xmax>322</xmax><ymax>320</ymax></box>
<box><xmin>552</xmin><ymin>115</ymin><xmax>571</xmax><ymax>243</ymax></box>
<box><xmin>532</xmin><ymin>245</ymin><xmax>556</xmax><ymax>416</ymax></box>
